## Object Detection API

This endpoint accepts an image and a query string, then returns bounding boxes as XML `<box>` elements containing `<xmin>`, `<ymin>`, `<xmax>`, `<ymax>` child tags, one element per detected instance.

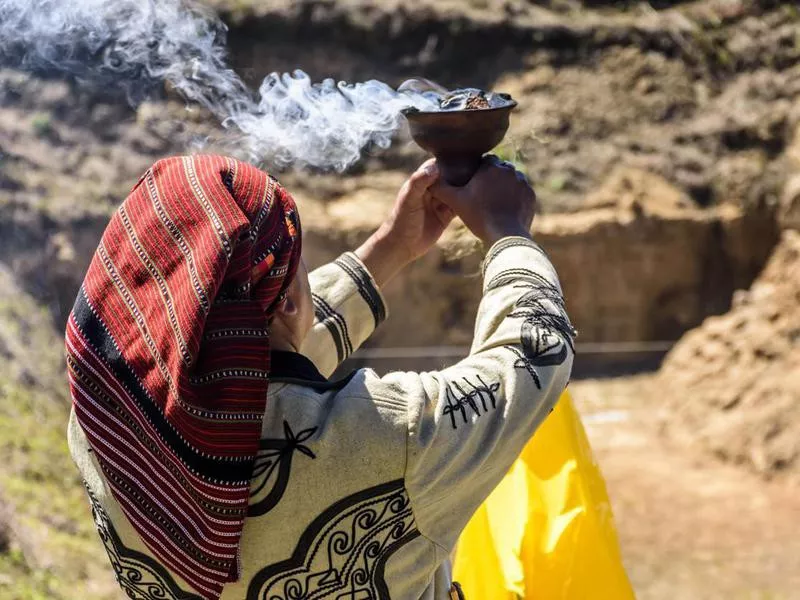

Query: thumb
<box><xmin>405</xmin><ymin>159</ymin><xmax>440</xmax><ymax>198</ymax></box>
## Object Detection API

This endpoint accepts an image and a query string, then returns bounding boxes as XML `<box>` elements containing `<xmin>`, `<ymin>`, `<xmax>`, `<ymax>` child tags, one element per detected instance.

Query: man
<box><xmin>67</xmin><ymin>154</ymin><xmax>575</xmax><ymax>599</ymax></box>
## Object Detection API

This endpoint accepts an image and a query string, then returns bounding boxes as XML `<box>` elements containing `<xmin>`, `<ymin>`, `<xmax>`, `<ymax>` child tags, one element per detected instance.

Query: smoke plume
<box><xmin>0</xmin><ymin>0</ymin><xmax>438</xmax><ymax>170</ymax></box>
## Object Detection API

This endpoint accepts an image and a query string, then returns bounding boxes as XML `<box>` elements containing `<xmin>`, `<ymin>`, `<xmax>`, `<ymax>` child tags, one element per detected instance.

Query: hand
<box><xmin>355</xmin><ymin>159</ymin><xmax>455</xmax><ymax>286</ymax></box>
<box><xmin>381</xmin><ymin>158</ymin><xmax>455</xmax><ymax>263</ymax></box>
<box><xmin>431</xmin><ymin>156</ymin><xmax>536</xmax><ymax>245</ymax></box>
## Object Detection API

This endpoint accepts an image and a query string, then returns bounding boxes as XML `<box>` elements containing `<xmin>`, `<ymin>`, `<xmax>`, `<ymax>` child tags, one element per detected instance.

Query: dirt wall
<box><xmin>658</xmin><ymin>229</ymin><xmax>800</xmax><ymax>479</ymax></box>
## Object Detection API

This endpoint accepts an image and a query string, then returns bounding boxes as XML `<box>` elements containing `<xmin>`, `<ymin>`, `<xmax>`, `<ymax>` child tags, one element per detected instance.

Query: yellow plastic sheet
<box><xmin>453</xmin><ymin>391</ymin><xmax>635</xmax><ymax>599</ymax></box>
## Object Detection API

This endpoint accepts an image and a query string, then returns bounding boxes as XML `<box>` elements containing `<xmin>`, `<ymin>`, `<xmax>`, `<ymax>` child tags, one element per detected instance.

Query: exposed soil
<box><xmin>2</xmin><ymin>0</ymin><xmax>797</xmax><ymax>338</ymax></box>
<box><xmin>658</xmin><ymin>230</ymin><xmax>800</xmax><ymax>480</ymax></box>
<box><xmin>216</xmin><ymin>0</ymin><xmax>800</xmax><ymax>212</ymax></box>
<box><xmin>572</xmin><ymin>376</ymin><xmax>800</xmax><ymax>600</ymax></box>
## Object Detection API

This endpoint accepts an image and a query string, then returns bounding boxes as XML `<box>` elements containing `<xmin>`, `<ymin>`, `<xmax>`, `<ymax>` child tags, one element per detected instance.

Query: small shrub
<box><xmin>31</xmin><ymin>113</ymin><xmax>52</xmax><ymax>138</ymax></box>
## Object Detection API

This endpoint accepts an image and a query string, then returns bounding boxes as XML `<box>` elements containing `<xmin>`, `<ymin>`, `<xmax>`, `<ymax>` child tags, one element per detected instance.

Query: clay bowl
<box><xmin>402</xmin><ymin>98</ymin><xmax>517</xmax><ymax>186</ymax></box>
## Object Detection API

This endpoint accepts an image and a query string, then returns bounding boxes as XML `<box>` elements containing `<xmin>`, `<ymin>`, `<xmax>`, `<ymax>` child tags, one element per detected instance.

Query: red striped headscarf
<box><xmin>65</xmin><ymin>155</ymin><xmax>301</xmax><ymax>598</ymax></box>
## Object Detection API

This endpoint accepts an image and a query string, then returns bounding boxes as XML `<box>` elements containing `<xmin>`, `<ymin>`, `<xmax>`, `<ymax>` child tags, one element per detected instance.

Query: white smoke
<box><xmin>232</xmin><ymin>71</ymin><xmax>437</xmax><ymax>171</ymax></box>
<box><xmin>0</xmin><ymin>0</ymin><xmax>439</xmax><ymax>170</ymax></box>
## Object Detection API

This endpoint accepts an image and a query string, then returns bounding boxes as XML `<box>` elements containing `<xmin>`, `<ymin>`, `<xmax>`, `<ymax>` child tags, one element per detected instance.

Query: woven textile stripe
<box><xmin>66</xmin><ymin>155</ymin><xmax>301</xmax><ymax>599</ymax></box>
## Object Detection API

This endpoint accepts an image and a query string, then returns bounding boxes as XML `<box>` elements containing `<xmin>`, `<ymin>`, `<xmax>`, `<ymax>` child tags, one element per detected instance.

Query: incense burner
<box><xmin>401</xmin><ymin>84</ymin><xmax>517</xmax><ymax>186</ymax></box>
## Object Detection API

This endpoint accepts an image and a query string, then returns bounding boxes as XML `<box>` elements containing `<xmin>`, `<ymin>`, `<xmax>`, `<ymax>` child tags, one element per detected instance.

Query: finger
<box><xmin>435</xmin><ymin>202</ymin><xmax>456</xmax><ymax>225</ymax></box>
<box><xmin>437</xmin><ymin>199</ymin><xmax>456</xmax><ymax>217</ymax></box>
<box><xmin>428</xmin><ymin>194</ymin><xmax>456</xmax><ymax>221</ymax></box>
<box><xmin>428</xmin><ymin>178</ymin><xmax>463</xmax><ymax>209</ymax></box>
<box><xmin>483</xmin><ymin>154</ymin><xmax>515</xmax><ymax>171</ymax></box>
<box><xmin>424</xmin><ymin>194</ymin><xmax>455</xmax><ymax>229</ymax></box>
<box><xmin>405</xmin><ymin>158</ymin><xmax>440</xmax><ymax>197</ymax></box>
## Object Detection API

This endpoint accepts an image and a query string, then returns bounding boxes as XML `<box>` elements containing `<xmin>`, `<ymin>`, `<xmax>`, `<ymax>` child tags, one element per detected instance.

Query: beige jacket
<box><xmin>69</xmin><ymin>236</ymin><xmax>575</xmax><ymax>600</ymax></box>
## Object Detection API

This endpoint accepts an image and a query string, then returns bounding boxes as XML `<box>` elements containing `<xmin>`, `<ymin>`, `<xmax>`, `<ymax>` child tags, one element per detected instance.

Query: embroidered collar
<box><xmin>270</xmin><ymin>351</ymin><xmax>356</xmax><ymax>391</ymax></box>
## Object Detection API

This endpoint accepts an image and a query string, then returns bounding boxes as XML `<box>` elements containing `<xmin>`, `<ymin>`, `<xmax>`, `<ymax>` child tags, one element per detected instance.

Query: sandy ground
<box><xmin>571</xmin><ymin>376</ymin><xmax>800</xmax><ymax>600</ymax></box>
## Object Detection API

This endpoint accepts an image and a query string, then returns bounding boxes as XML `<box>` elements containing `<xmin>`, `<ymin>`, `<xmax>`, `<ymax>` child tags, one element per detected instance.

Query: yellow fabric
<box><xmin>453</xmin><ymin>391</ymin><xmax>635</xmax><ymax>599</ymax></box>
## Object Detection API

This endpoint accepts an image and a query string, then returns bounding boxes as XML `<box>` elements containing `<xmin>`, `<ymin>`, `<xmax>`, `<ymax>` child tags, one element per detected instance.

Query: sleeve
<box><xmin>368</xmin><ymin>236</ymin><xmax>577</xmax><ymax>550</ymax></box>
<box><xmin>299</xmin><ymin>252</ymin><xmax>389</xmax><ymax>378</ymax></box>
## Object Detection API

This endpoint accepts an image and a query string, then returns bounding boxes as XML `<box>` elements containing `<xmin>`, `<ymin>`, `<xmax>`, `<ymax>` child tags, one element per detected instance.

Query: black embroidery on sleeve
<box><xmin>483</xmin><ymin>237</ymin><xmax>544</xmax><ymax>271</ymax></box>
<box><xmin>488</xmin><ymin>268</ymin><xmax>576</xmax><ymax>388</ymax></box>
<box><xmin>442</xmin><ymin>376</ymin><xmax>501</xmax><ymax>430</ymax></box>
<box><xmin>246</xmin><ymin>479</ymin><xmax>419</xmax><ymax>600</ymax></box>
<box><xmin>335</xmin><ymin>253</ymin><xmax>386</xmax><ymax>328</ymax></box>
<box><xmin>249</xmin><ymin>421</ymin><xmax>318</xmax><ymax>517</ymax></box>
<box><xmin>311</xmin><ymin>292</ymin><xmax>353</xmax><ymax>362</ymax></box>
<box><xmin>84</xmin><ymin>484</ymin><xmax>202</xmax><ymax>600</ymax></box>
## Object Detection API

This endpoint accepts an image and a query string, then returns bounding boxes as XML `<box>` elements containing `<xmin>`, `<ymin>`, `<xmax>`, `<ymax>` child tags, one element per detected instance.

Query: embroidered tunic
<box><xmin>68</xmin><ymin>236</ymin><xmax>575</xmax><ymax>600</ymax></box>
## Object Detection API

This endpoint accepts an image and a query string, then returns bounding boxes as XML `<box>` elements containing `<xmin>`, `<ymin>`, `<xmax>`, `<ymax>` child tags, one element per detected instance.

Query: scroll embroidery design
<box><xmin>442</xmin><ymin>376</ymin><xmax>501</xmax><ymax>430</ymax></box>
<box><xmin>249</xmin><ymin>420</ymin><xmax>318</xmax><ymax>517</ymax></box>
<box><xmin>84</xmin><ymin>484</ymin><xmax>202</xmax><ymax>600</ymax></box>
<box><xmin>488</xmin><ymin>268</ymin><xmax>576</xmax><ymax>389</ymax></box>
<box><xmin>246</xmin><ymin>479</ymin><xmax>419</xmax><ymax>600</ymax></box>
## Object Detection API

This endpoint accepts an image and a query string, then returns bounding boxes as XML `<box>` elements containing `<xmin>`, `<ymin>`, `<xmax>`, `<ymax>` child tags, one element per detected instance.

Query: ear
<box><xmin>276</xmin><ymin>295</ymin><xmax>298</xmax><ymax>317</ymax></box>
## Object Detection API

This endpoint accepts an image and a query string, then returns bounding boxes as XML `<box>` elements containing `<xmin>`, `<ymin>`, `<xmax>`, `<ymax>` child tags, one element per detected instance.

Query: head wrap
<box><xmin>65</xmin><ymin>155</ymin><xmax>301</xmax><ymax>598</ymax></box>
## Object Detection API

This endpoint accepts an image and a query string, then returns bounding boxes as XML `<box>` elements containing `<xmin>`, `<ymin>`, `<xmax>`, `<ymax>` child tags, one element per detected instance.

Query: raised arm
<box><xmin>366</xmin><ymin>159</ymin><xmax>576</xmax><ymax>550</ymax></box>
<box><xmin>300</xmin><ymin>254</ymin><xmax>388</xmax><ymax>377</ymax></box>
<box><xmin>301</xmin><ymin>160</ymin><xmax>453</xmax><ymax>376</ymax></box>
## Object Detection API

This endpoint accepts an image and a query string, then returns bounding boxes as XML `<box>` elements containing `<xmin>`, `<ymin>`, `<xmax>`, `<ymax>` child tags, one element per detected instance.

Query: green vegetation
<box><xmin>0</xmin><ymin>548</ymin><xmax>61</xmax><ymax>600</ymax></box>
<box><xmin>0</xmin><ymin>280</ymin><xmax>115</xmax><ymax>599</ymax></box>
<box><xmin>30</xmin><ymin>114</ymin><xmax>52</xmax><ymax>139</ymax></box>
<box><xmin>547</xmin><ymin>174</ymin><xmax>568</xmax><ymax>192</ymax></box>
<box><xmin>493</xmin><ymin>142</ymin><xmax>529</xmax><ymax>176</ymax></box>
<box><xmin>0</xmin><ymin>379</ymin><xmax>116</xmax><ymax>600</ymax></box>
